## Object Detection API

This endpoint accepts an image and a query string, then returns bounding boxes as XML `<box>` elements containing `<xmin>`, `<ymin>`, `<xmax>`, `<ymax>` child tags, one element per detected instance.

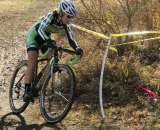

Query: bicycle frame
<box><xmin>49</xmin><ymin>51</ymin><xmax>59</xmax><ymax>94</ymax></box>
<box><xmin>30</xmin><ymin>47</ymin><xmax>79</xmax><ymax>96</ymax></box>
<box><xmin>34</xmin><ymin>48</ymin><xmax>61</xmax><ymax>93</ymax></box>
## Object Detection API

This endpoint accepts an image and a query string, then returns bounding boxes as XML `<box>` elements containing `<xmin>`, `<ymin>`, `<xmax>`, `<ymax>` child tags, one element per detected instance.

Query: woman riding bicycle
<box><xmin>24</xmin><ymin>0</ymin><xmax>83</xmax><ymax>101</ymax></box>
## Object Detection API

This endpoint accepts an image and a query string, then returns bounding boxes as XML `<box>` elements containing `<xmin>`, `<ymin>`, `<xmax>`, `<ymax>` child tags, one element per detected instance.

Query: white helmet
<box><xmin>59</xmin><ymin>0</ymin><xmax>77</xmax><ymax>17</ymax></box>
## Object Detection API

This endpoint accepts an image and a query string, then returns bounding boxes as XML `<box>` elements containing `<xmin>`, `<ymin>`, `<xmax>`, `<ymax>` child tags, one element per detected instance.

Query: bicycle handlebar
<box><xmin>58</xmin><ymin>47</ymin><xmax>80</xmax><ymax>65</ymax></box>
<box><xmin>40</xmin><ymin>46</ymin><xmax>80</xmax><ymax>65</ymax></box>
<box><xmin>67</xmin><ymin>54</ymin><xmax>80</xmax><ymax>65</ymax></box>
<box><xmin>58</xmin><ymin>47</ymin><xmax>76</xmax><ymax>55</ymax></box>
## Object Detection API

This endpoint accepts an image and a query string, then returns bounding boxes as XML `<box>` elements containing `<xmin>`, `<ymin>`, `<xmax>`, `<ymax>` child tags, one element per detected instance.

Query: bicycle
<box><xmin>9</xmin><ymin>44</ymin><xmax>80</xmax><ymax>123</ymax></box>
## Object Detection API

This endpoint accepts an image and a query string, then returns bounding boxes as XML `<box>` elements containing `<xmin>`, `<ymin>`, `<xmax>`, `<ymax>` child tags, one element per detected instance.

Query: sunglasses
<box><xmin>66</xmin><ymin>15</ymin><xmax>74</xmax><ymax>19</ymax></box>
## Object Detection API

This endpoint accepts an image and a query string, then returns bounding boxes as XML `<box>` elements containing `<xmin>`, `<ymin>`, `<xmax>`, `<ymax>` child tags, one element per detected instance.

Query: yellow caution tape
<box><xmin>108</xmin><ymin>46</ymin><xmax>117</xmax><ymax>52</ymax></box>
<box><xmin>112</xmin><ymin>31</ymin><xmax>160</xmax><ymax>37</ymax></box>
<box><xmin>111</xmin><ymin>36</ymin><xmax>160</xmax><ymax>47</ymax></box>
<box><xmin>71</xmin><ymin>24</ymin><xmax>160</xmax><ymax>49</ymax></box>
<box><xmin>107</xmin><ymin>36</ymin><xmax>160</xmax><ymax>52</ymax></box>
<box><xmin>71</xmin><ymin>24</ymin><xmax>109</xmax><ymax>40</ymax></box>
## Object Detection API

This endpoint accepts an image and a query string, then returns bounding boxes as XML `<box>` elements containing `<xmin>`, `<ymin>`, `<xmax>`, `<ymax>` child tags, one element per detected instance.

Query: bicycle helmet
<box><xmin>59</xmin><ymin>0</ymin><xmax>77</xmax><ymax>17</ymax></box>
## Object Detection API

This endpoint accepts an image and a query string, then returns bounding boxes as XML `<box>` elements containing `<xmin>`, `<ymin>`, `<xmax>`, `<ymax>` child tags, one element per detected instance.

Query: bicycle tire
<box><xmin>9</xmin><ymin>60</ymin><xmax>29</xmax><ymax>113</ymax></box>
<box><xmin>40</xmin><ymin>64</ymin><xmax>76</xmax><ymax>123</ymax></box>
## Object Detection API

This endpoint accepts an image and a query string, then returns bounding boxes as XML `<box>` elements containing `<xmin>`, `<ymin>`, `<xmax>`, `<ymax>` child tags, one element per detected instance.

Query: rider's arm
<box><xmin>38</xmin><ymin>12</ymin><xmax>53</xmax><ymax>45</ymax></box>
<box><xmin>64</xmin><ymin>24</ymin><xmax>79</xmax><ymax>50</ymax></box>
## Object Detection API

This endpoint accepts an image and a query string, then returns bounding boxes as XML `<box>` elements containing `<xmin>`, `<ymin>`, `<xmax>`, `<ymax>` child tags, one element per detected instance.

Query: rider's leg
<box><xmin>24</xmin><ymin>50</ymin><xmax>38</xmax><ymax>100</ymax></box>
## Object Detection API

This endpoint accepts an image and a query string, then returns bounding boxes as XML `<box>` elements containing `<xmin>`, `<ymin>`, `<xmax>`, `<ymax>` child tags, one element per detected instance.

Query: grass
<box><xmin>71</xmin><ymin>29</ymin><xmax>160</xmax><ymax>129</ymax></box>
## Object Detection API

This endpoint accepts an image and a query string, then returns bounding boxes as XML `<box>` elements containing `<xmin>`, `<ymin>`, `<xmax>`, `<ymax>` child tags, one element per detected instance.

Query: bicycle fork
<box><xmin>50</xmin><ymin>57</ymin><xmax>62</xmax><ymax>94</ymax></box>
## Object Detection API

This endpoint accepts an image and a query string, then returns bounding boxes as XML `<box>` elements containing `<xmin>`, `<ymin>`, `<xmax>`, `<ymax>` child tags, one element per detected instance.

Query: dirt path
<box><xmin>0</xmin><ymin>1</ymin><xmax>102</xmax><ymax>130</ymax></box>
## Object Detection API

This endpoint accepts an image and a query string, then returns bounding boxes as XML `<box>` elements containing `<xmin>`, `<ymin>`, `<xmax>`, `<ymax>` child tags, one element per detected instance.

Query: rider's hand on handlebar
<box><xmin>76</xmin><ymin>47</ymin><xmax>83</xmax><ymax>56</ymax></box>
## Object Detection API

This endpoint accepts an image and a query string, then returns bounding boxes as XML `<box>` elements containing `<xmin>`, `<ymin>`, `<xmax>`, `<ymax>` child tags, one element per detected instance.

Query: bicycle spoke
<box><xmin>15</xmin><ymin>74</ymin><xmax>25</xmax><ymax>88</ymax></box>
<box><xmin>54</xmin><ymin>91</ymin><xmax>69</xmax><ymax>102</ymax></box>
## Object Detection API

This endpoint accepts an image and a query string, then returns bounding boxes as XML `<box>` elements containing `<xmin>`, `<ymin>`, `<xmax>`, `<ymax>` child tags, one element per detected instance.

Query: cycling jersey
<box><xmin>26</xmin><ymin>10</ymin><xmax>78</xmax><ymax>52</ymax></box>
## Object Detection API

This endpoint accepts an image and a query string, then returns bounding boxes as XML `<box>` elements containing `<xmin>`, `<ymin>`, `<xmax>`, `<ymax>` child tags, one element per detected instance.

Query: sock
<box><xmin>25</xmin><ymin>84</ymin><xmax>31</xmax><ymax>93</ymax></box>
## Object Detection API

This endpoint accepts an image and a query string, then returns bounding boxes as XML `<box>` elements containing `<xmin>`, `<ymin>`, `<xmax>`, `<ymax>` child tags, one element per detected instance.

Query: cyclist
<box><xmin>24</xmin><ymin>0</ymin><xmax>83</xmax><ymax>101</ymax></box>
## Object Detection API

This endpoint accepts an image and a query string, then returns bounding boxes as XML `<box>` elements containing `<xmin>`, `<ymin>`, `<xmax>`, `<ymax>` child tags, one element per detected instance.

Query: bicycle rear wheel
<box><xmin>9</xmin><ymin>60</ymin><xmax>29</xmax><ymax>113</ymax></box>
<box><xmin>40</xmin><ymin>64</ymin><xmax>76</xmax><ymax>123</ymax></box>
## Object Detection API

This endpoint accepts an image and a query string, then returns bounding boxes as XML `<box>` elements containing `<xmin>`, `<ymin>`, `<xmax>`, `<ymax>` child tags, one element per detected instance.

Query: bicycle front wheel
<box><xmin>40</xmin><ymin>64</ymin><xmax>76</xmax><ymax>123</ymax></box>
<box><xmin>9</xmin><ymin>60</ymin><xmax>29</xmax><ymax>113</ymax></box>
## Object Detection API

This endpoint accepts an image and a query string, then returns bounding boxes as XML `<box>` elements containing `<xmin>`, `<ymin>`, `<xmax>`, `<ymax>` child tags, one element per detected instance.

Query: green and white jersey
<box><xmin>26</xmin><ymin>10</ymin><xmax>78</xmax><ymax>52</ymax></box>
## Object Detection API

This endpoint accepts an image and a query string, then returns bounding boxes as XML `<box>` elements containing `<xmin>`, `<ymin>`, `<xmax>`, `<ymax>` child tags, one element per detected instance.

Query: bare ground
<box><xmin>0</xmin><ymin>1</ymin><xmax>160</xmax><ymax>130</ymax></box>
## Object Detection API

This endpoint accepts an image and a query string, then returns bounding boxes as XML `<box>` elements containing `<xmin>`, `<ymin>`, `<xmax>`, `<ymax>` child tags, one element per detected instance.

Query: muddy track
<box><xmin>0</xmin><ymin>1</ymin><xmax>77</xmax><ymax>130</ymax></box>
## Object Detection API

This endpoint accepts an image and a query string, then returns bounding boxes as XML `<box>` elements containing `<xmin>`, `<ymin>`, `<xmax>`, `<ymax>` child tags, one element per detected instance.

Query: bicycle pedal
<box><xmin>23</xmin><ymin>93</ymin><xmax>34</xmax><ymax>103</ymax></box>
